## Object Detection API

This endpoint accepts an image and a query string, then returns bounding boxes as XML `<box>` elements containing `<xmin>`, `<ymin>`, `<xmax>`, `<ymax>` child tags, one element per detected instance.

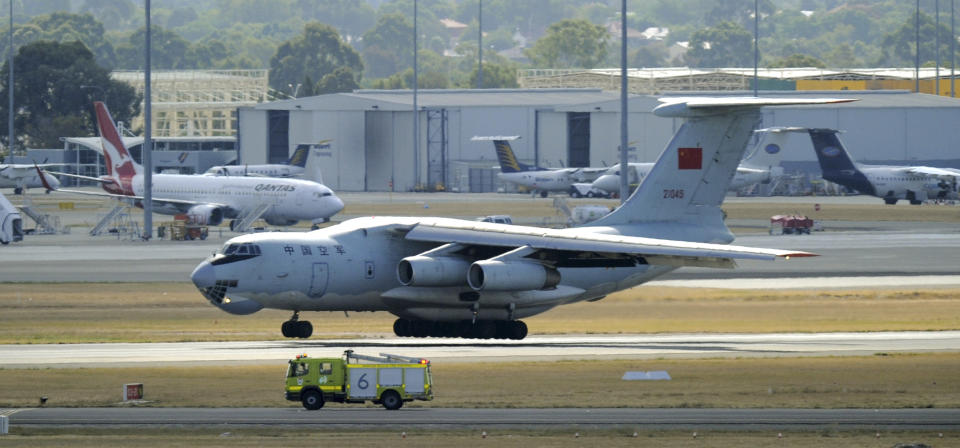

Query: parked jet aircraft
<box><xmin>38</xmin><ymin>102</ymin><xmax>344</xmax><ymax>230</ymax></box>
<box><xmin>474</xmin><ymin>136</ymin><xmax>607</xmax><ymax>197</ymax></box>
<box><xmin>808</xmin><ymin>128</ymin><xmax>959</xmax><ymax>204</ymax></box>
<box><xmin>0</xmin><ymin>163</ymin><xmax>61</xmax><ymax>194</ymax></box>
<box><xmin>590</xmin><ymin>126</ymin><xmax>791</xmax><ymax>194</ymax></box>
<box><xmin>203</xmin><ymin>141</ymin><xmax>329</xmax><ymax>183</ymax></box>
<box><xmin>191</xmin><ymin>97</ymin><xmax>848</xmax><ymax>340</ymax></box>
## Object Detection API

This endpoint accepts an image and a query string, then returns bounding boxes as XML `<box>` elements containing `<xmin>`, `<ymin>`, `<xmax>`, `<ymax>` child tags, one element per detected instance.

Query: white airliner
<box><xmin>204</xmin><ymin>141</ymin><xmax>329</xmax><ymax>183</ymax></box>
<box><xmin>1</xmin><ymin>163</ymin><xmax>61</xmax><ymax>194</ymax></box>
<box><xmin>590</xmin><ymin>126</ymin><xmax>790</xmax><ymax>194</ymax></box>
<box><xmin>473</xmin><ymin>136</ymin><xmax>607</xmax><ymax>197</ymax></box>
<box><xmin>191</xmin><ymin>97</ymin><xmax>849</xmax><ymax>340</ymax></box>
<box><xmin>38</xmin><ymin>102</ymin><xmax>344</xmax><ymax>230</ymax></box>
<box><xmin>808</xmin><ymin>128</ymin><xmax>959</xmax><ymax>204</ymax></box>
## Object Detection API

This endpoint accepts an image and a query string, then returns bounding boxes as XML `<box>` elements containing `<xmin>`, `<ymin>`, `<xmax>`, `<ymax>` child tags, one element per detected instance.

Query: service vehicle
<box><xmin>285</xmin><ymin>350</ymin><xmax>433</xmax><ymax>410</ymax></box>
<box><xmin>0</xmin><ymin>192</ymin><xmax>23</xmax><ymax>245</ymax></box>
<box><xmin>769</xmin><ymin>214</ymin><xmax>814</xmax><ymax>235</ymax></box>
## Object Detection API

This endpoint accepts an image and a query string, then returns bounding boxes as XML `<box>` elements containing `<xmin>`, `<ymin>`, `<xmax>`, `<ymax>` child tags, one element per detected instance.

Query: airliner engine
<box><xmin>265</xmin><ymin>216</ymin><xmax>298</xmax><ymax>226</ymax></box>
<box><xmin>467</xmin><ymin>260</ymin><xmax>561</xmax><ymax>291</ymax></box>
<box><xmin>185</xmin><ymin>204</ymin><xmax>224</xmax><ymax>226</ymax></box>
<box><xmin>397</xmin><ymin>256</ymin><xmax>472</xmax><ymax>286</ymax></box>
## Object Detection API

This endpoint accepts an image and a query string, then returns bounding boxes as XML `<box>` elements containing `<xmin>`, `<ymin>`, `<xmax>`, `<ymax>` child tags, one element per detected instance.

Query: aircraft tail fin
<box><xmin>93</xmin><ymin>101</ymin><xmax>141</xmax><ymax>179</ymax></box>
<box><xmin>286</xmin><ymin>145</ymin><xmax>310</xmax><ymax>167</ymax></box>
<box><xmin>741</xmin><ymin>126</ymin><xmax>805</xmax><ymax>170</ymax></box>
<box><xmin>300</xmin><ymin>141</ymin><xmax>331</xmax><ymax>184</ymax></box>
<box><xmin>809</xmin><ymin>128</ymin><xmax>858</xmax><ymax>173</ymax></box>
<box><xmin>588</xmin><ymin>97</ymin><xmax>854</xmax><ymax>243</ymax></box>
<box><xmin>472</xmin><ymin>136</ymin><xmax>535</xmax><ymax>173</ymax></box>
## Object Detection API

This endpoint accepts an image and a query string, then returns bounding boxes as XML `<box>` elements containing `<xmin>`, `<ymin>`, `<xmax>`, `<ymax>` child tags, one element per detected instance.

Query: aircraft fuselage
<box><xmin>192</xmin><ymin>217</ymin><xmax>671</xmax><ymax>321</ymax></box>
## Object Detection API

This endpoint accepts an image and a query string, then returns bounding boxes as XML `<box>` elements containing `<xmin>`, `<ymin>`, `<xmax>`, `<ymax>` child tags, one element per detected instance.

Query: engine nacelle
<box><xmin>264</xmin><ymin>216</ymin><xmax>298</xmax><ymax>226</ymax></box>
<box><xmin>467</xmin><ymin>260</ymin><xmax>561</xmax><ymax>291</ymax></box>
<box><xmin>397</xmin><ymin>256</ymin><xmax>472</xmax><ymax>287</ymax></box>
<box><xmin>185</xmin><ymin>204</ymin><xmax>224</xmax><ymax>226</ymax></box>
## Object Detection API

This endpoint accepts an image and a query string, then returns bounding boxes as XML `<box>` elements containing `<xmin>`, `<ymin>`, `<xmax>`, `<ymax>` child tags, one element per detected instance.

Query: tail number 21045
<box><xmin>663</xmin><ymin>189</ymin><xmax>685</xmax><ymax>199</ymax></box>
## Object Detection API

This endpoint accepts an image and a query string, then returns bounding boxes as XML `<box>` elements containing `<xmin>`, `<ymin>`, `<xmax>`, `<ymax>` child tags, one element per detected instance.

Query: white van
<box><xmin>0</xmin><ymin>192</ymin><xmax>23</xmax><ymax>245</ymax></box>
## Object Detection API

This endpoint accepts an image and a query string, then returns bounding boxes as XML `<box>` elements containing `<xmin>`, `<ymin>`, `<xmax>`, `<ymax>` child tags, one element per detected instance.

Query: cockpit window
<box><xmin>216</xmin><ymin>243</ymin><xmax>261</xmax><ymax>260</ymax></box>
<box><xmin>322</xmin><ymin>192</ymin><xmax>332</xmax><ymax>197</ymax></box>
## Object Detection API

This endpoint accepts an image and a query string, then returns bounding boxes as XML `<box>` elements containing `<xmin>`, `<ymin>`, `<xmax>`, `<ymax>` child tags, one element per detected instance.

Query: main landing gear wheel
<box><xmin>281</xmin><ymin>312</ymin><xmax>313</xmax><ymax>338</ymax></box>
<box><xmin>392</xmin><ymin>318</ymin><xmax>528</xmax><ymax>340</ymax></box>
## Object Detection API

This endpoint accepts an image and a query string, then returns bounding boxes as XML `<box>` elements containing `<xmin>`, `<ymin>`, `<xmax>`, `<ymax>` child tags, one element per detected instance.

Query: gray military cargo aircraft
<box><xmin>191</xmin><ymin>97</ymin><xmax>850</xmax><ymax>340</ymax></box>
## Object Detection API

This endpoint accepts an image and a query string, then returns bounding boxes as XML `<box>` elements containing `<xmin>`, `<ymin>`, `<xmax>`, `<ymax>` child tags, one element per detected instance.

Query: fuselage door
<box><xmin>309</xmin><ymin>262</ymin><xmax>329</xmax><ymax>297</ymax></box>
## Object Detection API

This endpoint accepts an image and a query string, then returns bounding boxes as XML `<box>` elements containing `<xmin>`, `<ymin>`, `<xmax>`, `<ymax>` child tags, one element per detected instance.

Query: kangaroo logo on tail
<box><xmin>94</xmin><ymin>102</ymin><xmax>141</xmax><ymax>191</ymax></box>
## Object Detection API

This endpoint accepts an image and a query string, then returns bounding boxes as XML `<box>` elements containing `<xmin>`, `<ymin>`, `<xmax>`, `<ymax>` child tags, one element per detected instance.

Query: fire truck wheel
<box><xmin>301</xmin><ymin>390</ymin><xmax>324</xmax><ymax>410</ymax></box>
<box><xmin>381</xmin><ymin>390</ymin><xmax>403</xmax><ymax>410</ymax></box>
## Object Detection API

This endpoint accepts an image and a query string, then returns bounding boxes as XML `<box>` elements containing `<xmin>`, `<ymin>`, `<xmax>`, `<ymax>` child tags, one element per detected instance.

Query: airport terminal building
<box><xmin>237</xmin><ymin>89</ymin><xmax>960</xmax><ymax>192</ymax></box>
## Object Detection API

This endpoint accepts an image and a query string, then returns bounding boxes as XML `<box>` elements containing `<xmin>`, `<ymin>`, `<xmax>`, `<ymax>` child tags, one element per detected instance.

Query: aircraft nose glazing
<box><xmin>190</xmin><ymin>261</ymin><xmax>216</xmax><ymax>289</ymax></box>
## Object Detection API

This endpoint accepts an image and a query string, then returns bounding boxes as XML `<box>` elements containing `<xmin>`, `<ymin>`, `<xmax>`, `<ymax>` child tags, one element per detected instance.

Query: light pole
<box><xmin>7</xmin><ymin>0</ymin><xmax>13</xmax><ymax>157</ymax></box>
<box><xmin>477</xmin><ymin>0</ymin><xmax>483</xmax><ymax>89</ymax></box>
<box><xmin>143</xmin><ymin>0</ymin><xmax>153</xmax><ymax>240</ymax></box>
<box><xmin>619</xmin><ymin>0</ymin><xmax>629</xmax><ymax>204</ymax></box>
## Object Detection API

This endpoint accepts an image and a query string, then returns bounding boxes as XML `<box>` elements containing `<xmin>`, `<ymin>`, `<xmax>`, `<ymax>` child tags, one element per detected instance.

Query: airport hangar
<box><xmin>235</xmin><ymin>88</ymin><xmax>960</xmax><ymax>193</ymax></box>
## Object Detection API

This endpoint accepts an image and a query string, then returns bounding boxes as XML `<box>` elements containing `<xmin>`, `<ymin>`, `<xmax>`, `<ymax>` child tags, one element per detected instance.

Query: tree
<box><xmin>630</xmin><ymin>43</ymin><xmax>669</xmax><ymax>68</ymax></box>
<box><xmin>269</xmin><ymin>22</ymin><xmax>363</xmax><ymax>93</ymax></box>
<box><xmin>685</xmin><ymin>21</ymin><xmax>753</xmax><ymax>68</ymax></box>
<box><xmin>315</xmin><ymin>67</ymin><xmax>360</xmax><ymax>94</ymax></box>
<box><xmin>361</xmin><ymin>13</ymin><xmax>414</xmax><ymax>79</ymax></box>
<box><xmin>524</xmin><ymin>19</ymin><xmax>608</xmax><ymax>68</ymax></box>
<box><xmin>769</xmin><ymin>53</ymin><xmax>825</xmax><ymax>68</ymax></box>
<box><xmin>0</xmin><ymin>40</ymin><xmax>140</xmax><ymax>149</ymax></box>
<box><xmin>878</xmin><ymin>12</ymin><xmax>958</xmax><ymax>67</ymax></box>
<box><xmin>467</xmin><ymin>61</ymin><xmax>519</xmax><ymax>88</ymax></box>
<box><xmin>115</xmin><ymin>25</ymin><xmax>194</xmax><ymax>69</ymax></box>
<box><xmin>0</xmin><ymin>12</ymin><xmax>116</xmax><ymax>68</ymax></box>
<box><xmin>79</xmin><ymin>0</ymin><xmax>137</xmax><ymax>31</ymax></box>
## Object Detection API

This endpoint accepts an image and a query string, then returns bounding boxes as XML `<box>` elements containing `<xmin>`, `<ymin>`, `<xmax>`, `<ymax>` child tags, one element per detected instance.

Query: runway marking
<box><xmin>0</xmin><ymin>408</ymin><xmax>28</xmax><ymax>417</ymax></box>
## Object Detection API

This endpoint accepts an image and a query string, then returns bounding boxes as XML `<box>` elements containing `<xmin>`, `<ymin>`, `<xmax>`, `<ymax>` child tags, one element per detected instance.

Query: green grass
<box><xmin>3</xmin><ymin>283</ymin><xmax>960</xmax><ymax>344</ymax></box>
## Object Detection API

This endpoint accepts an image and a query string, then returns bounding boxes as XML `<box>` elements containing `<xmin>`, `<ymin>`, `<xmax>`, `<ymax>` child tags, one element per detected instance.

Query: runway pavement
<box><xmin>5</xmin><ymin>407</ymin><xmax>960</xmax><ymax>430</ymax></box>
<box><xmin>3</xmin><ymin>227</ymin><xmax>959</xmax><ymax>284</ymax></box>
<box><xmin>2</xmin><ymin>331</ymin><xmax>958</xmax><ymax>368</ymax></box>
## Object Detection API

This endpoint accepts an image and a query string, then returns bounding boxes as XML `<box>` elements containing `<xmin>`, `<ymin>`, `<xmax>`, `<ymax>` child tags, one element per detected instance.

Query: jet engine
<box><xmin>397</xmin><ymin>256</ymin><xmax>472</xmax><ymax>287</ymax></box>
<box><xmin>264</xmin><ymin>216</ymin><xmax>298</xmax><ymax>226</ymax></box>
<box><xmin>467</xmin><ymin>260</ymin><xmax>561</xmax><ymax>291</ymax></box>
<box><xmin>185</xmin><ymin>204</ymin><xmax>224</xmax><ymax>226</ymax></box>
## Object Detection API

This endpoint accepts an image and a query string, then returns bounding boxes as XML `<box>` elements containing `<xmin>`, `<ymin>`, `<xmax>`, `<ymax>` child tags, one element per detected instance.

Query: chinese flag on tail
<box><xmin>678</xmin><ymin>147</ymin><xmax>703</xmax><ymax>170</ymax></box>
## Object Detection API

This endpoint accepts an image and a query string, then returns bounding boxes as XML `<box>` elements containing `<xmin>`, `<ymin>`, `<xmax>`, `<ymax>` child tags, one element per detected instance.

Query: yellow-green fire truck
<box><xmin>285</xmin><ymin>350</ymin><xmax>433</xmax><ymax>410</ymax></box>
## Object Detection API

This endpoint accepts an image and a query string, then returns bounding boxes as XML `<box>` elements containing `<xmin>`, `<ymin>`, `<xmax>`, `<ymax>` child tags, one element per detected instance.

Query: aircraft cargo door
<box><xmin>309</xmin><ymin>263</ymin><xmax>328</xmax><ymax>297</ymax></box>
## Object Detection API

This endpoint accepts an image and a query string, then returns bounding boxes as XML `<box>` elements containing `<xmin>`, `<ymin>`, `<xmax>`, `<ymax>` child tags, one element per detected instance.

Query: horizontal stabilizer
<box><xmin>471</xmin><ymin>135</ymin><xmax>520</xmax><ymax>141</ymax></box>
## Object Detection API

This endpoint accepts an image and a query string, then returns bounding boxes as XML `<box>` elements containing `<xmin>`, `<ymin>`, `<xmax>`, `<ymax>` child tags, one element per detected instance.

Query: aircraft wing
<box><xmin>401</xmin><ymin>219</ymin><xmax>814</xmax><ymax>269</ymax></box>
<box><xmin>901</xmin><ymin>166</ymin><xmax>960</xmax><ymax>178</ymax></box>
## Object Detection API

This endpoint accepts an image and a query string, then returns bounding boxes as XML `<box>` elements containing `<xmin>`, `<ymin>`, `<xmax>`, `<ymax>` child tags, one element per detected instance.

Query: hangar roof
<box><xmin>253</xmin><ymin>88</ymin><xmax>960</xmax><ymax>114</ymax></box>
<box><xmin>255</xmin><ymin>88</ymin><xmax>622</xmax><ymax>111</ymax></box>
